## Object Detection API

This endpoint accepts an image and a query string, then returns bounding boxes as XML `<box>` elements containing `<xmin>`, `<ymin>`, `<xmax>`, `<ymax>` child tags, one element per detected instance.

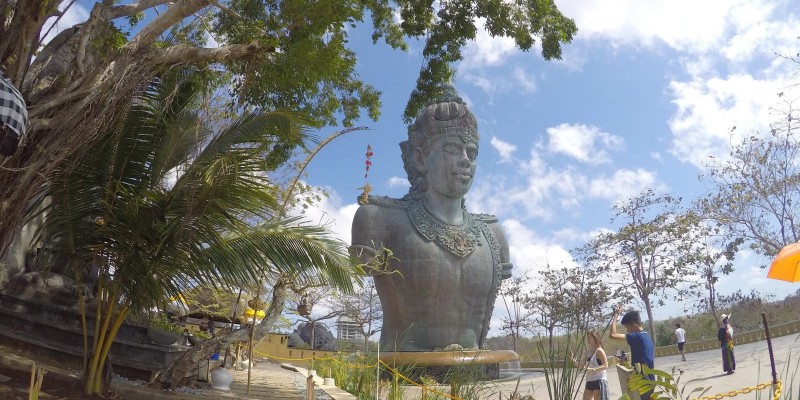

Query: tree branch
<box><xmin>125</xmin><ymin>0</ymin><xmax>210</xmax><ymax>54</ymax></box>
<box><xmin>108</xmin><ymin>0</ymin><xmax>173</xmax><ymax>20</ymax></box>
<box><xmin>29</xmin><ymin>87</ymin><xmax>95</xmax><ymax>118</ymax></box>
<box><xmin>153</xmin><ymin>41</ymin><xmax>273</xmax><ymax>65</ymax></box>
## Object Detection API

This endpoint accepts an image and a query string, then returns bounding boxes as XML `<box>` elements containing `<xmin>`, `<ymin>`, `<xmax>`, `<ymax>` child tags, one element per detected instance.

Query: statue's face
<box><xmin>419</xmin><ymin>135</ymin><xmax>478</xmax><ymax>199</ymax></box>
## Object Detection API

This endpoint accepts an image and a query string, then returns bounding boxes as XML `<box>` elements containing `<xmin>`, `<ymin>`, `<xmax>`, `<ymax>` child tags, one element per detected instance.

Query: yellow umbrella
<box><xmin>767</xmin><ymin>242</ymin><xmax>800</xmax><ymax>282</ymax></box>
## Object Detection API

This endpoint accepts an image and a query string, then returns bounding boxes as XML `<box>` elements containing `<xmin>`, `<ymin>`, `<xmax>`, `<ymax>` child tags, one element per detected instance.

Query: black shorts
<box><xmin>586</xmin><ymin>380</ymin><xmax>602</xmax><ymax>390</ymax></box>
<box><xmin>677</xmin><ymin>342</ymin><xmax>685</xmax><ymax>351</ymax></box>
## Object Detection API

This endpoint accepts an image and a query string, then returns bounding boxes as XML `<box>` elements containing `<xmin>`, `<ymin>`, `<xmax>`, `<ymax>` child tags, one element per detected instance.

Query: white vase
<box><xmin>210</xmin><ymin>367</ymin><xmax>233</xmax><ymax>391</ymax></box>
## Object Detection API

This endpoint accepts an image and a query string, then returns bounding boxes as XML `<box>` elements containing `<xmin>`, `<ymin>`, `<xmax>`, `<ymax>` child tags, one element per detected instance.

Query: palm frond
<box><xmin>28</xmin><ymin>69</ymin><xmax>352</xmax><ymax>315</ymax></box>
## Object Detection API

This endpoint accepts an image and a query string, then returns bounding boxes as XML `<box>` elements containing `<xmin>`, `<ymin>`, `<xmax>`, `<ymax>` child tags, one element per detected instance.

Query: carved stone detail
<box><xmin>407</xmin><ymin>199</ymin><xmax>482</xmax><ymax>258</ymax></box>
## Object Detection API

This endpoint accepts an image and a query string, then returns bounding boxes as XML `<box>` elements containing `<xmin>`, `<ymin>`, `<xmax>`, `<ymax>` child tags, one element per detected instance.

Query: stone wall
<box><xmin>252</xmin><ymin>333</ymin><xmax>339</xmax><ymax>368</ymax></box>
<box><xmin>653</xmin><ymin>319</ymin><xmax>800</xmax><ymax>357</ymax></box>
<box><xmin>0</xmin><ymin>289</ymin><xmax>190</xmax><ymax>380</ymax></box>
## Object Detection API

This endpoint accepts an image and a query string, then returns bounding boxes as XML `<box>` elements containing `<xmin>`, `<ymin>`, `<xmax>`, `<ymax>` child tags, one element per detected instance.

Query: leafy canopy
<box><xmin>29</xmin><ymin>69</ymin><xmax>354</xmax><ymax>314</ymax></box>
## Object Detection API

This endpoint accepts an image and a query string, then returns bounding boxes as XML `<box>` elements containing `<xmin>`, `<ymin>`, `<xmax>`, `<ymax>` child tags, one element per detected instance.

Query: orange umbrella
<box><xmin>767</xmin><ymin>242</ymin><xmax>800</xmax><ymax>282</ymax></box>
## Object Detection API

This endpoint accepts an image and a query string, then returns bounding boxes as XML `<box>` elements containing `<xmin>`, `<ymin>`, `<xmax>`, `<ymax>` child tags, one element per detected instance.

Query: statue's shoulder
<box><xmin>362</xmin><ymin>195</ymin><xmax>409</xmax><ymax>209</ymax></box>
<box><xmin>468</xmin><ymin>211</ymin><xmax>508</xmax><ymax>244</ymax></box>
<box><xmin>353</xmin><ymin>196</ymin><xmax>408</xmax><ymax>225</ymax></box>
<box><xmin>469</xmin><ymin>212</ymin><xmax>499</xmax><ymax>224</ymax></box>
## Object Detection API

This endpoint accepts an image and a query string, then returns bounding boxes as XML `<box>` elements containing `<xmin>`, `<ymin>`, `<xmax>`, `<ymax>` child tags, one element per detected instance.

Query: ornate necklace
<box><xmin>407</xmin><ymin>199</ymin><xmax>483</xmax><ymax>258</ymax></box>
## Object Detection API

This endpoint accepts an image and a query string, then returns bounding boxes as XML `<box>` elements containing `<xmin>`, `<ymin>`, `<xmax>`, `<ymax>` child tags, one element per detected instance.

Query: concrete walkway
<box><xmin>467</xmin><ymin>333</ymin><xmax>800</xmax><ymax>400</ymax></box>
<box><xmin>111</xmin><ymin>361</ymin><xmax>357</xmax><ymax>400</ymax></box>
<box><xmin>4</xmin><ymin>333</ymin><xmax>800</xmax><ymax>399</ymax></box>
<box><xmin>200</xmin><ymin>362</ymin><xmax>305</xmax><ymax>400</ymax></box>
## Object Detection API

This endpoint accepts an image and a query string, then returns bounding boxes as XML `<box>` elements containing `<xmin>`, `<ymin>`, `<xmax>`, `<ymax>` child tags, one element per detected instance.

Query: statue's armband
<box><xmin>499</xmin><ymin>262</ymin><xmax>513</xmax><ymax>280</ymax></box>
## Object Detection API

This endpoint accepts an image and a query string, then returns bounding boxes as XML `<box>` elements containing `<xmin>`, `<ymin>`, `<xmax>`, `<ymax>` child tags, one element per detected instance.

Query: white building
<box><xmin>335</xmin><ymin>316</ymin><xmax>363</xmax><ymax>341</ymax></box>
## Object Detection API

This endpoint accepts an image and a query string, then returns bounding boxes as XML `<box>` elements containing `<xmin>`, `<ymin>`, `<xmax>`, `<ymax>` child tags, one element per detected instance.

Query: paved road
<box><xmin>398</xmin><ymin>333</ymin><xmax>800</xmax><ymax>399</ymax></box>
<box><xmin>492</xmin><ymin>333</ymin><xmax>800</xmax><ymax>400</ymax></box>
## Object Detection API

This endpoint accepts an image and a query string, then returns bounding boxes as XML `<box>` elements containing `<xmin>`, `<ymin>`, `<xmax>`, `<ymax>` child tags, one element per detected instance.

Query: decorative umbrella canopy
<box><xmin>0</xmin><ymin>71</ymin><xmax>27</xmax><ymax>155</ymax></box>
<box><xmin>244</xmin><ymin>308</ymin><xmax>266</xmax><ymax>319</ymax></box>
<box><xmin>767</xmin><ymin>242</ymin><xmax>800</xmax><ymax>282</ymax></box>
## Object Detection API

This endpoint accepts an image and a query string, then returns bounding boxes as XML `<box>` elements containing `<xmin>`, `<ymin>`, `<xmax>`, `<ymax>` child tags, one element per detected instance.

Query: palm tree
<box><xmin>27</xmin><ymin>70</ymin><xmax>354</xmax><ymax>395</ymax></box>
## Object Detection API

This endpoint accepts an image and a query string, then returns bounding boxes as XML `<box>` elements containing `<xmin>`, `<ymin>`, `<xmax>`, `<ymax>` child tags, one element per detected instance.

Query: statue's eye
<box><xmin>443</xmin><ymin>143</ymin><xmax>460</xmax><ymax>155</ymax></box>
<box><xmin>467</xmin><ymin>148</ymin><xmax>478</xmax><ymax>161</ymax></box>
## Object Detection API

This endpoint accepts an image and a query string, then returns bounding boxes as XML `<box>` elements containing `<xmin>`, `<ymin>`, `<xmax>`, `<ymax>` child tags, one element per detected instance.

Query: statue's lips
<box><xmin>454</xmin><ymin>172</ymin><xmax>473</xmax><ymax>180</ymax></box>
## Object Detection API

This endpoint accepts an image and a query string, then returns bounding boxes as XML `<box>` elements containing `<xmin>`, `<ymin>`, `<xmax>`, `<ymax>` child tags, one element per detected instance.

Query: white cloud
<box><xmin>668</xmin><ymin>74</ymin><xmax>784</xmax><ymax>166</ymax></box>
<box><xmin>469</xmin><ymin>147</ymin><xmax>586</xmax><ymax>220</ymax></box>
<box><xmin>204</xmin><ymin>31</ymin><xmax>221</xmax><ymax>48</ymax></box>
<box><xmin>461</xmin><ymin>72</ymin><xmax>496</xmax><ymax>96</ymax></box>
<box><xmin>650</xmin><ymin>152</ymin><xmax>663</xmax><ymax>163</ymax></box>
<box><xmin>503</xmin><ymin>219</ymin><xmax>577</xmax><ymax>276</ymax></box>
<box><xmin>490</xmin><ymin>136</ymin><xmax>517</xmax><ymax>162</ymax></box>
<box><xmin>41</xmin><ymin>3</ymin><xmax>89</xmax><ymax>46</ymax></box>
<box><xmin>513</xmin><ymin>67</ymin><xmax>537</xmax><ymax>93</ymax></box>
<box><xmin>551</xmin><ymin>0</ymin><xmax>798</xmax><ymax>170</ymax></box>
<box><xmin>461</xmin><ymin>18</ymin><xmax>518</xmax><ymax>69</ymax></box>
<box><xmin>387</xmin><ymin>176</ymin><xmax>409</xmax><ymax>188</ymax></box>
<box><xmin>458</xmin><ymin>18</ymin><xmax>536</xmax><ymax>96</ymax></box>
<box><xmin>588</xmin><ymin>169</ymin><xmax>665</xmax><ymax>201</ymax></box>
<box><xmin>488</xmin><ymin>219</ymin><xmax>583</xmax><ymax>336</ymax></box>
<box><xmin>555</xmin><ymin>0</ymin><xmax>782</xmax><ymax>54</ymax></box>
<box><xmin>547</xmin><ymin>123</ymin><xmax>624</xmax><ymax>164</ymax></box>
<box><xmin>288</xmin><ymin>186</ymin><xmax>358</xmax><ymax>244</ymax></box>
<box><xmin>470</xmin><ymin>139</ymin><xmax>669</xmax><ymax>222</ymax></box>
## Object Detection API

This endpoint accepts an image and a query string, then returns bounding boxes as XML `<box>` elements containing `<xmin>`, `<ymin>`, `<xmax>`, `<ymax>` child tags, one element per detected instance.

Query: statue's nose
<box><xmin>457</xmin><ymin>148</ymin><xmax>471</xmax><ymax>166</ymax></box>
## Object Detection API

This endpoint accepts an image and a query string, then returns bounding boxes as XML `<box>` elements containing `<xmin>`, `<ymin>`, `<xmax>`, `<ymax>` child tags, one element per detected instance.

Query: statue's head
<box><xmin>401</xmin><ymin>85</ymin><xmax>479</xmax><ymax>200</ymax></box>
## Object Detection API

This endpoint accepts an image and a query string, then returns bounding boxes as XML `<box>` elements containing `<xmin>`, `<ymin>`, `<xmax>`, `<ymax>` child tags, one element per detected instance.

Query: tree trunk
<box><xmin>643</xmin><ymin>297</ymin><xmax>656</xmax><ymax>344</ymax></box>
<box><xmin>0</xmin><ymin>1</ymin><xmax>271</xmax><ymax>257</ymax></box>
<box><xmin>151</xmin><ymin>279</ymin><xmax>287</xmax><ymax>388</ymax></box>
<box><xmin>708</xmin><ymin>277</ymin><xmax>720</xmax><ymax>327</ymax></box>
<box><xmin>511</xmin><ymin>327</ymin><xmax>517</xmax><ymax>353</ymax></box>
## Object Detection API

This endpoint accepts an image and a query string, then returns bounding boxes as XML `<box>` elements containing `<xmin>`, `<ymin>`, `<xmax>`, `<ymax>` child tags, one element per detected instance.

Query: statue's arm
<box><xmin>490</xmin><ymin>221</ymin><xmax>513</xmax><ymax>279</ymax></box>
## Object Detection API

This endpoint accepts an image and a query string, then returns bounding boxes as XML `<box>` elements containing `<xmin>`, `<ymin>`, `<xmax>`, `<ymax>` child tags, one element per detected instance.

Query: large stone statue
<box><xmin>351</xmin><ymin>85</ymin><xmax>512</xmax><ymax>352</ymax></box>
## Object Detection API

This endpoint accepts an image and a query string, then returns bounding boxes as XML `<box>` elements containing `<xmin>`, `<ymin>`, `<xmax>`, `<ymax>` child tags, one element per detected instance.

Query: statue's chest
<box><xmin>406</xmin><ymin>201</ymin><xmax>487</xmax><ymax>258</ymax></box>
<box><xmin>399</xmin><ymin>230</ymin><xmax>495</xmax><ymax>294</ymax></box>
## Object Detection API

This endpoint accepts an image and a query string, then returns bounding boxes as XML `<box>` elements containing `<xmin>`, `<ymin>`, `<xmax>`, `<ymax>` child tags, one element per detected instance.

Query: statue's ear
<box><xmin>412</xmin><ymin>147</ymin><xmax>427</xmax><ymax>173</ymax></box>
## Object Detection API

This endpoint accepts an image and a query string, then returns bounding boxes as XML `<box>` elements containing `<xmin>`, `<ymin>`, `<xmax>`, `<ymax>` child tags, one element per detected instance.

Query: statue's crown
<box><xmin>407</xmin><ymin>84</ymin><xmax>478</xmax><ymax>149</ymax></box>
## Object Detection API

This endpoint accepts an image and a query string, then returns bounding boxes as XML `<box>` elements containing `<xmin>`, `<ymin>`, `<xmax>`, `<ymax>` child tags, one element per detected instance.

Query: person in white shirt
<box><xmin>572</xmin><ymin>330</ymin><xmax>609</xmax><ymax>400</ymax></box>
<box><xmin>674</xmin><ymin>323</ymin><xmax>687</xmax><ymax>361</ymax></box>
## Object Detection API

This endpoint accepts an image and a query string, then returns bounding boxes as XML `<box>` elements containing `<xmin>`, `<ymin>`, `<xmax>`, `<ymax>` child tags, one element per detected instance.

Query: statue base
<box><xmin>379</xmin><ymin>349</ymin><xmax>519</xmax><ymax>383</ymax></box>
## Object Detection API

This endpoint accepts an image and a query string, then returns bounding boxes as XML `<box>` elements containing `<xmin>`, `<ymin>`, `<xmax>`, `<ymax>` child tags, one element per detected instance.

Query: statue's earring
<box><xmin>412</xmin><ymin>148</ymin><xmax>427</xmax><ymax>174</ymax></box>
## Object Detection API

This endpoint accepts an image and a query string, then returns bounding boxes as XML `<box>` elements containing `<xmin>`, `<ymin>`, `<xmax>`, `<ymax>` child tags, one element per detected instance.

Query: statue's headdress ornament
<box><xmin>407</xmin><ymin>84</ymin><xmax>478</xmax><ymax>151</ymax></box>
<box><xmin>400</xmin><ymin>84</ymin><xmax>478</xmax><ymax>199</ymax></box>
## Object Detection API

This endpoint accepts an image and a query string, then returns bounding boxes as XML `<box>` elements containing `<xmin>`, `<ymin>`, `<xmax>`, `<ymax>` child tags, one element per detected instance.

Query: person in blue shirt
<box><xmin>610</xmin><ymin>304</ymin><xmax>654</xmax><ymax>400</ymax></box>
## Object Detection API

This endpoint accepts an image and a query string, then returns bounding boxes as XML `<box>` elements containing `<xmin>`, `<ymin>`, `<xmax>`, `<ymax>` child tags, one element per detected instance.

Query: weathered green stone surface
<box><xmin>351</xmin><ymin>86</ymin><xmax>512</xmax><ymax>351</ymax></box>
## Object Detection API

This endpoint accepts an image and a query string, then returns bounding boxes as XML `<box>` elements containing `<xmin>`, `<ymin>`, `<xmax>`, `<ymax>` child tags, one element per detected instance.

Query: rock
<box><xmin>296</xmin><ymin>323</ymin><xmax>336</xmax><ymax>351</ymax></box>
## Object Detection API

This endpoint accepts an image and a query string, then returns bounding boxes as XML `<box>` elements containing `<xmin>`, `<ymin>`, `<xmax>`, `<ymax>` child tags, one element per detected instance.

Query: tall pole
<box><xmin>246</xmin><ymin>285</ymin><xmax>262</xmax><ymax>396</ymax></box>
<box><xmin>374</xmin><ymin>284</ymin><xmax>379</xmax><ymax>400</ymax></box>
<box><xmin>761</xmin><ymin>313</ymin><xmax>778</xmax><ymax>384</ymax></box>
<box><xmin>244</xmin><ymin>126</ymin><xmax>369</xmax><ymax>392</ymax></box>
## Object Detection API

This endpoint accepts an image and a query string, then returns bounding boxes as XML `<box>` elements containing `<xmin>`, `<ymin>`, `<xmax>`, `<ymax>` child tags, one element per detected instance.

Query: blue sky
<box><xmin>293</xmin><ymin>0</ymin><xmax>800</xmax><ymax>334</ymax></box>
<box><xmin>50</xmin><ymin>1</ymin><xmax>800</xmax><ymax>335</ymax></box>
